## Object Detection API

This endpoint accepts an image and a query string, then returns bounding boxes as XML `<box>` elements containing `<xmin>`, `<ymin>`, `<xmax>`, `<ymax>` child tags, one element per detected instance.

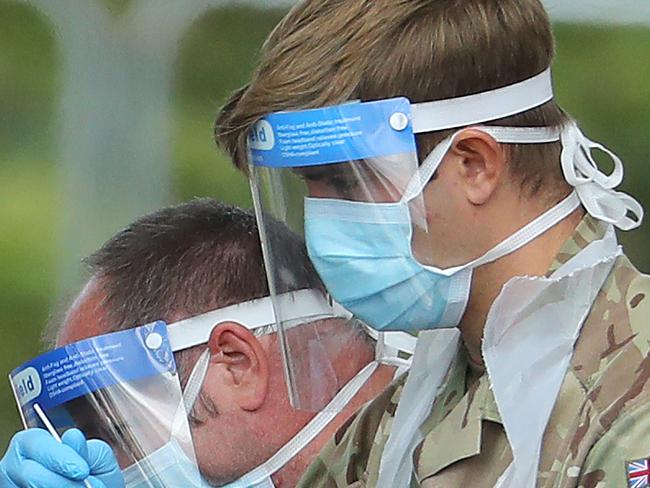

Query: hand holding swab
<box><xmin>33</xmin><ymin>403</ymin><xmax>94</xmax><ymax>488</ymax></box>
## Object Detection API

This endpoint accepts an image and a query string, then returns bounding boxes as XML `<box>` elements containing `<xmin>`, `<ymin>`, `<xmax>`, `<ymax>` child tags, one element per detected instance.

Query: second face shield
<box><xmin>10</xmin><ymin>322</ymin><xmax>205</xmax><ymax>488</ymax></box>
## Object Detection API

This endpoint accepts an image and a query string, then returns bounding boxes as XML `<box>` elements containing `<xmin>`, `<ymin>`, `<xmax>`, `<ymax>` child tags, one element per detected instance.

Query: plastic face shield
<box><xmin>168</xmin><ymin>290</ymin><xmax>414</xmax><ymax>485</ymax></box>
<box><xmin>9</xmin><ymin>322</ymin><xmax>205</xmax><ymax>487</ymax></box>
<box><xmin>247</xmin><ymin>70</ymin><xmax>557</xmax><ymax>411</ymax></box>
<box><xmin>8</xmin><ymin>290</ymin><xmax>376</xmax><ymax>486</ymax></box>
<box><xmin>248</xmin><ymin>98</ymin><xmax>428</xmax><ymax>411</ymax></box>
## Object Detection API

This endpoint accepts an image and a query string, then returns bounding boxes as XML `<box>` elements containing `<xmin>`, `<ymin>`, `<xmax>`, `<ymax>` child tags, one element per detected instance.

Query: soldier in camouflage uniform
<box><xmin>297</xmin><ymin>215</ymin><xmax>650</xmax><ymax>487</ymax></box>
<box><xmin>215</xmin><ymin>0</ymin><xmax>649</xmax><ymax>486</ymax></box>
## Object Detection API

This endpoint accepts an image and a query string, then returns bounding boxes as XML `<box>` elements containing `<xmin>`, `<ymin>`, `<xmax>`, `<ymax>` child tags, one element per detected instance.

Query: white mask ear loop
<box><xmin>401</xmin><ymin>134</ymin><xmax>456</xmax><ymax>204</ymax></box>
<box><xmin>560</xmin><ymin>123</ymin><xmax>643</xmax><ymax>231</ymax></box>
<box><xmin>401</xmin><ymin>126</ymin><xmax>563</xmax><ymax>204</ymax></box>
<box><xmin>169</xmin><ymin>347</ymin><xmax>211</xmax><ymax>440</ymax></box>
<box><xmin>183</xmin><ymin>348</ymin><xmax>211</xmax><ymax>415</ymax></box>
<box><xmin>222</xmin><ymin>361</ymin><xmax>379</xmax><ymax>488</ymax></box>
<box><xmin>167</xmin><ymin>348</ymin><xmax>211</xmax><ymax>459</ymax></box>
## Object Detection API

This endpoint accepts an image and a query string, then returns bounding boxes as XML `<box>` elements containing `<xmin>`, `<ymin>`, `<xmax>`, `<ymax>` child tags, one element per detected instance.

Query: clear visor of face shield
<box><xmin>9</xmin><ymin>322</ymin><xmax>204</xmax><ymax>488</ymax></box>
<box><xmin>247</xmin><ymin>98</ymin><xmax>426</xmax><ymax>411</ymax></box>
<box><xmin>9</xmin><ymin>291</ymin><xmax>404</xmax><ymax>487</ymax></box>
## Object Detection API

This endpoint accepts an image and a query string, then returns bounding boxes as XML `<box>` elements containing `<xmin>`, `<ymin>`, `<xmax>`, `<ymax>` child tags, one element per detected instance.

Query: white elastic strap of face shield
<box><xmin>167</xmin><ymin>289</ymin><xmax>338</xmax><ymax>352</ymax></box>
<box><xmin>167</xmin><ymin>289</ymin><xmax>341</xmax><ymax>412</ymax></box>
<box><xmin>411</xmin><ymin>68</ymin><xmax>554</xmax><ymax>133</ymax></box>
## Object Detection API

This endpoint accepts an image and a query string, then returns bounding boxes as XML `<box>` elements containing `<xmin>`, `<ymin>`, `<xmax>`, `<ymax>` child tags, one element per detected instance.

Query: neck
<box><xmin>271</xmin><ymin>363</ymin><xmax>396</xmax><ymax>487</ymax></box>
<box><xmin>458</xmin><ymin>207</ymin><xmax>584</xmax><ymax>371</ymax></box>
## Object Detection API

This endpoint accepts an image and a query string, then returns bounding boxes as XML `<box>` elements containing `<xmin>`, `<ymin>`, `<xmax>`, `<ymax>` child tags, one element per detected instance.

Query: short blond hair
<box><xmin>216</xmin><ymin>0</ymin><xmax>571</xmax><ymax>199</ymax></box>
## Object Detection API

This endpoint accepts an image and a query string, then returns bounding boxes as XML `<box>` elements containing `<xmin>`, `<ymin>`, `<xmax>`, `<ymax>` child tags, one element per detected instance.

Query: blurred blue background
<box><xmin>0</xmin><ymin>0</ymin><xmax>648</xmax><ymax>450</ymax></box>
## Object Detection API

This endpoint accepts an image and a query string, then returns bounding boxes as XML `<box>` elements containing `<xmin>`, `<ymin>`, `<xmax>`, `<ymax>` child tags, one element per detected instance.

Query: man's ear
<box><xmin>447</xmin><ymin>128</ymin><xmax>507</xmax><ymax>206</ymax></box>
<box><xmin>207</xmin><ymin>322</ymin><xmax>269</xmax><ymax>412</ymax></box>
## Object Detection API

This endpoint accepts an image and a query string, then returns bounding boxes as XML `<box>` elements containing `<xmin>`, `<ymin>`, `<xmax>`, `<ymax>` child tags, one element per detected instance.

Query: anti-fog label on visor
<box><xmin>9</xmin><ymin>322</ymin><xmax>176</xmax><ymax>420</ymax></box>
<box><xmin>249</xmin><ymin>97</ymin><xmax>417</xmax><ymax>168</ymax></box>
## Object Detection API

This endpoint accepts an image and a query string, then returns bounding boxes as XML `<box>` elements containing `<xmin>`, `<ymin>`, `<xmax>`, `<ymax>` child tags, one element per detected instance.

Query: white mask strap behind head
<box><xmin>560</xmin><ymin>122</ymin><xmax>643</xmax><ymax>230</ymax></box>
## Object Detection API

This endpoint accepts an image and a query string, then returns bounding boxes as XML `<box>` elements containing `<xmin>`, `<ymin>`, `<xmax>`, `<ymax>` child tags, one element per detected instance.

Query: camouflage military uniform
<box><xmin>297</xmin><ymin>216</ymin><xmax>650</xmax><ymax>487</ymax></box>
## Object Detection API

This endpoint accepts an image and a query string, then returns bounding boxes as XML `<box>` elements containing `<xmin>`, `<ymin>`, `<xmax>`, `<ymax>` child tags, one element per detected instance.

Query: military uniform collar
<box><xmin>415</xmin><ymin>350</ymin><xmax>502</xmax><ymax>481</ymax></box>
<box><xmin>547</xmin><ymin>214</ymin><xmax>608</xmax><ymax>274</ymax></box>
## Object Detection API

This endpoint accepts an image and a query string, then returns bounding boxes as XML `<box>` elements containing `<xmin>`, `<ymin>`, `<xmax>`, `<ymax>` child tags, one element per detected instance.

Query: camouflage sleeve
<box><xmin>578</xmin><ymin>401</ymin><xmax>650</xmax><ymax>488</ymax></box>
<box><xmin>296</xmin><ymin>409</ymin><xmax>366</xmax><ymax>488</ymax></box>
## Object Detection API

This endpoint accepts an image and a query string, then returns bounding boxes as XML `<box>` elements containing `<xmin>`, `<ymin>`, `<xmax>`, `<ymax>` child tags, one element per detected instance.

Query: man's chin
<box><xmin>198</xmin><ymin>464</ymin><xmax>243</xmax><ymax>487</ymax></box>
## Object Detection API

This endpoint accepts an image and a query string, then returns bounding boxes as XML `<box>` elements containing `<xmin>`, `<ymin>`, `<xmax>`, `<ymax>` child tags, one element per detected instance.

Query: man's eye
<box><xmin>330</xmin><ymin>176</ymin><xmax>357</xmax><ymax>191</ymax></box>
<box><xmin>113</xmin><ymin>422</ymin><xmax>130</xmax><ymax>437</ymax></box>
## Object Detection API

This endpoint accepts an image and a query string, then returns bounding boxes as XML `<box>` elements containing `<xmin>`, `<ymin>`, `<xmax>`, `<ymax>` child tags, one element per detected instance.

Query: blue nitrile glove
<box><xmin>62</xmin><ymin>429</ymin><xmax>125</xmax><ymax>488</ymax></box>
<box><xmin>0</xmin><ymin>428</ymin><xmax>125</xmax><ymax>488</ymax></box>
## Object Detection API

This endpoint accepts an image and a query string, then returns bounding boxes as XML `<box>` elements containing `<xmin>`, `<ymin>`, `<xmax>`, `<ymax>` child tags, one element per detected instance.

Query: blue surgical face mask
<box><xmin>122</xmin><ymin>437</ymin><xmax>212</xmax><ymax>488</ymax></box>
<box><xmin>304</xmin><ymin>197</ymin><xmax>472</xmax><ymax>332</ymax></box>
<box><xmin>304</xmin><ymin>131</ymin><xmax>584</xmax><ymax>333</ymax></box>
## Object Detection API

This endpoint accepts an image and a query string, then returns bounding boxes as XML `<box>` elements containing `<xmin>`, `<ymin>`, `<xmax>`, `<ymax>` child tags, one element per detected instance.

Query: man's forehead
<box><xmin>57</xmin><ymin>278</ymin><xmax>109</xmax><ymax>347</ymax></box>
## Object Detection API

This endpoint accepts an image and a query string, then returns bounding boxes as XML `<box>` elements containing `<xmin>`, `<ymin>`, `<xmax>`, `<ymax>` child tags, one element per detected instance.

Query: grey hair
<box><xmin>79</xmin><ymin>198</ymin><xmax>324</xmax><ymax>422</ymax></box>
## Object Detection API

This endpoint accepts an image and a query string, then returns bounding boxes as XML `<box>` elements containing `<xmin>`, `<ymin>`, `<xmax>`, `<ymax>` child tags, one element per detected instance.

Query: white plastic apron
<box><xmin>489</xmin><ymin>224</ymin><xmax>620</xmax><ymax>488</ymax></box>
<box><xmin>378</xmin><ymin>225</ymin><xmax>620</xmax><ymax>487</ymax></box>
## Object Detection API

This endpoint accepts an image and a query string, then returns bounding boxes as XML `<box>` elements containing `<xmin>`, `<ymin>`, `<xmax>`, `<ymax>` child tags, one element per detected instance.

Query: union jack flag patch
<box><xmin>627</xmin><ymin>458</ymin><xmax>650</xmax><ymax>488</ymax></box>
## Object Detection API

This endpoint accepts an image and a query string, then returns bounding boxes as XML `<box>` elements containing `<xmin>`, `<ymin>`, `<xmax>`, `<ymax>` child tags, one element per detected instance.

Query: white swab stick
<box><xmin>33</xmin><ymin>403</ymin><xmax>93</xmax><ymax>488</ymax></box>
